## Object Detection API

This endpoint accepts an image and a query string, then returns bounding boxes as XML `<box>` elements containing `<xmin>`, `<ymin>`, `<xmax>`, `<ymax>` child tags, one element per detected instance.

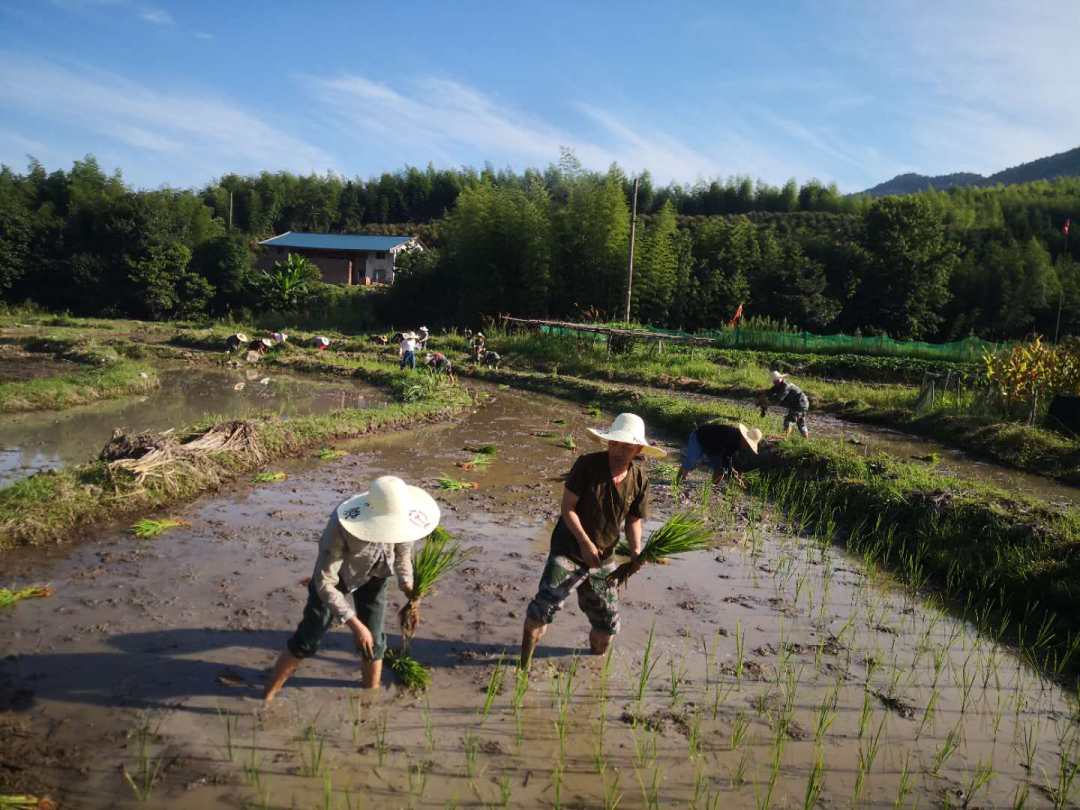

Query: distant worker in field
<box><xmin>520</xmin><ymin>413</ymin><xmax>664</xmax><ymax>669</ymax></box>
<box><xmin>677</xmin><ymin>422</ymin><xmax>761</xmax><ymax>488</ymax></box>
<box><xmin>470</xmin><ymin>332</ymin><xmax>486</xmax><ymax>363</ymax></box>
<box><xmin>263</xmin><ymin>475</ymin><xmax>439</xmax><ymax>700</ymax></box>
<box><xmin>399</xmin><ymin>331</ymin><xmax>418</xmax><ymax>371</ymax></box>
<box><xmin>424</xmin><ymin>351</ymin><xmax>455</xmax><ymax>384</ymax></box>
<box><xmin>758</xmin><ymin>370</ymin><xmax>810</xmax><ymax>438</ymax></box>
<box><xmin>416</xmin><ymin>326</ymin><xmax>430</xmax><ymax>349</ymax></box>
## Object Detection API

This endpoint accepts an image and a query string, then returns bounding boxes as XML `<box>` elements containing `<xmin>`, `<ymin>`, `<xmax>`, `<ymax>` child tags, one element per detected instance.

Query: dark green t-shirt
<box><xmin>550</xmin><ymin>451</ymin><xmax>650</xmax><ymax>563</ymax></box>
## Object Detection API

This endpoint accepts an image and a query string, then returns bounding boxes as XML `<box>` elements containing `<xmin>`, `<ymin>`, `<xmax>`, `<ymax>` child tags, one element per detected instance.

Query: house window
<box><xmin>375</xmin><ymin>251</ymin><xmax>386</xmax><ymax>260</ymax></box>
<box><xmin>374</xmin><ymin>269</ymin><xmax>386</xmax><ymax>283</ymax></box>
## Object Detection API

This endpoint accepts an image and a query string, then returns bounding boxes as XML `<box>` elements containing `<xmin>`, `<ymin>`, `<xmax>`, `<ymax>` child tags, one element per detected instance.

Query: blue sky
<box><xmin>1</xmin><ymin>0</ymin><xmax>1077</xmax><ymax>193</ymax></box>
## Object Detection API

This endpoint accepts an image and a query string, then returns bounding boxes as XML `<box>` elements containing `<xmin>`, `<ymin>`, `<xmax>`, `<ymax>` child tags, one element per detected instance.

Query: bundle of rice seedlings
<box><xmin>385</xmin><ymin>649</ymin><xmax>431</xmax><ymax>691</ymax></box>
<box><xmin>129</xmin><ymin>518</ymin><xmax>189</xmax><ymax>538</ymax></box>
<box><xmin>399</xmin><ymin>529</ymin><xmax>473</xmax><ymax>650</ymax></box>
<box><xmin>464</xmin><ymin>444</ymin><xmax>498</xmax><ymax>455</ymax></box>
<box><xmin>0</xmin><ymin>585</ymin><xmax>55</xmax><ymax>610</ymax></box>
<box><xmin>252</xmin><ymin>471</ymin><xmax>288</xmax><ymax>483</ymax></box>
<box><xmin>0</xmin><ymin>796</ymin><xmax>44</xmax><ymax>810</ymax></box>
<box><xmin>313</xmin><ymin>448</ymin><xmax>346</xmax><ymax>461</ymax></box>
<box><xmin>652</xmin><ymin>462</ymin><xmax>679</xmax><ymax>478</ymax></box>
<box><xmin>561</xmin><ymin>435</ymin><xmax>576</xmax><ymax>450</ymax></box>
<box><xmin>436</xmin><ymin>475</ymin><xmax>477</xmax><ymax>491</ymax></box>
<box><xmin>532</xmin><ymin>431</ymin><xmax>558</xmax><ymax>438</ymax></box>
<box><xmin>607</xmin><ymin>512</ymin><xmax>713</xmax><ymax>588</ymax></box>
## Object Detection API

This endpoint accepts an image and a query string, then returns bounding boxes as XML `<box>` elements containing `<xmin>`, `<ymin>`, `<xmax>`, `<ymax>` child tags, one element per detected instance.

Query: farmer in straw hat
<box><xmin>520</xmin><ymin>413</ymin><xmax>665</xmax><ymax>669</ymax></box>
<box><xmin>263</xmin><ymin>475</ymin><xmax>440</xmax><ymax>700</ymax></box>
<box><xmin>399</xmin><ymin>332</ymin><xmax>419</xmax><ymax>371</ymax></box>
<box><xmin>758</xmin><ymin>370</ymin><xmax>811</xmax><ymax>438</ymax></box>
<box><xmin>678</xmin><ymin>423</ymin><xmax>762</xmax><ymax>489</ymax></box>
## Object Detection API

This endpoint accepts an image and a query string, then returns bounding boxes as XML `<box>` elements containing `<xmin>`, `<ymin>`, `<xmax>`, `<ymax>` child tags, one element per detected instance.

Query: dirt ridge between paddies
<box><xmin>458</xmin><ymin>365</ymin><xmax>1080</xmax><ymax>680</ymax></box>
<box><xmin>0</xmin><ymin>359</ymin><xmax>160</xmax><ymax>414</ymax></box>
<box><xmin>0</xmin><ymin>380</ymin><xmax>472</xmax><ymax>550</ymax></box>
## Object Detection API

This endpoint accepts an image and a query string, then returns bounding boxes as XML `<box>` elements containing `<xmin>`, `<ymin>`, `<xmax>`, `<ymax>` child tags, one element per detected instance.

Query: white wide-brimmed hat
<box><xmin>336</xmin><ymin>475</ymin><xmax>441</xmax><ymax>544</ymax></box>
<box><xmin>402</xmin><ymin>331</ymin><xmax>419</xmax><ymax>340</ymax></box>
<box><xmin>419</xmin><ymin>326</ymin><xmax>429</xmax><ymax>332</ymax></box>
<box><xmin>586</xmin><ymin>413</ymin><xmax>667</xmax><ymax>457</ymax></box>
<box><xmin>738</xmin><ymin>424</ymin><xmax>763</xmax><ymax>454</ymax></box>
<box><xmin>770</xmin><ymin>370</ymin><xmax>785</xmax><ymax>383</ymax></box>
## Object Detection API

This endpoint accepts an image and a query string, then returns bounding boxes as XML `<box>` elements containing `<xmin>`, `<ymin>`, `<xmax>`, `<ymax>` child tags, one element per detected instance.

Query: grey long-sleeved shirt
<box><xmin>311</xmin><ymin>512</ymin><xmax>414</xmax><ymax>625</ymax></box>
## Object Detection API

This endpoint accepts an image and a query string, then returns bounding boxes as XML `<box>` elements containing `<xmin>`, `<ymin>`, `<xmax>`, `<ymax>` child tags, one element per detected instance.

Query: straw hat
<box><xmin>402</xmin><ymin>332</ymin><xmax>419</xmax><ymax>340</ymax></box>
<box><xmin>738</xmin><ymin>424</ymin><xmax>763</xmax><ymax>454</ymax></box>
<box><xmin>419</xmin><ymin>326</ymin><xmax>429</xmax><ymax>333</ymax></box>
<box><xmin>770</xmin><ymin>370</ymin><xmax>785</xmax><ymax>383</ymax></box>
<box><xmin>586</xmin><ymin>413</ymin><xmax>667</xmax><ymax>457</ymax></box>
<box><xmin>336</xmin><ymin>475</ymin><xmax>441</xmax><ymax>544</ymax></box>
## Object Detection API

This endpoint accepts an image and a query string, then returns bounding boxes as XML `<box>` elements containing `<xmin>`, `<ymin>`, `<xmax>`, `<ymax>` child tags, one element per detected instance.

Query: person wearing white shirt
<box><xmin>399</xmin><ymin>332</ymin><xmax>418</xmax><ymax>370</ymax></box>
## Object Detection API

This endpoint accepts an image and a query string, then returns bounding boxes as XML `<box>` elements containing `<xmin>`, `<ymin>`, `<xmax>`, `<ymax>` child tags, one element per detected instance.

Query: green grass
<box><xmin>312</xmin><ymin>448</ymin><xmax>347</xmax><ymax>461</ymax></box>
<box><xmin>129</xmin><ymin>518</ymin><xmax>188</xmax><ymax>538</ymax></box>
<box><xmin>252</xmin><ymin>471</ymin><xmax>288</xmax><ymax>483</ymax></box>
<box><xmin>0</xmin><ymin>360</ymin><xmax>160</xmax><ymax>413</ymax></box>
<box><xmin>0</xmin><ymin>383</ymin><xmax>471</xmax><ymax>550</ymax></box>
<box><xmin>0</xmin><ymin>584</ymin><xmax>55</xmax><ymax>609</ymax></box>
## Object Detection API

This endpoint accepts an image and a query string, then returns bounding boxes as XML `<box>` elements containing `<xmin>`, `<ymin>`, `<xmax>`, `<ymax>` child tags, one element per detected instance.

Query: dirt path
<box><xmin>1</xmin><ymin>385</ymin><xmax>1076</xmax><ymax>808</ymax></box>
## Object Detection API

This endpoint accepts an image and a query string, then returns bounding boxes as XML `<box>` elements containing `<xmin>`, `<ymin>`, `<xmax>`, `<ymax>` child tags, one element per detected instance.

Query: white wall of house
<box><xmin>361</xmin><ymin>241</ymin><xmax>424</xmax><ymax>284</ymax></box>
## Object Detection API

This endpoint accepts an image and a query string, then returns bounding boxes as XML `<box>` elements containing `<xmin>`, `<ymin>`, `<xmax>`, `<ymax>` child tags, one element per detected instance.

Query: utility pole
<box><xmin>1055</xmin><ymin>220</ymin><xmax>1070</xmax><ymax>344</ymax></box>
<box><xmin>228</xmin><ymin>191</ymin><xmax>233</xmax><ymax>232</ymax></box>
<box><xmin>624</xmin><ymin>176</ymin><xmax>639</xmax><ymax>323</ymax></box>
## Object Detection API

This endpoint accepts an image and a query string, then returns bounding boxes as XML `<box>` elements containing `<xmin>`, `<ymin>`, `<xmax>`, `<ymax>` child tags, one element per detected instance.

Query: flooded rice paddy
<box><xmin>0</xmin><ymin>368</ymin><xmax>390</xmax><ymax>487</ymax></box>
<box><xmin>1</xmin><ymin>384</ymin><xmax>1078</xmax><ymax>808</ymax></box>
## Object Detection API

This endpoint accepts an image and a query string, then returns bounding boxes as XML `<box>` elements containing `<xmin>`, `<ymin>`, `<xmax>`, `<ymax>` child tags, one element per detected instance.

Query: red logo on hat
<box><xmin>408</xmin><ymin>510</ymin><xmax>431</xmax><ymax>528</ymax></box>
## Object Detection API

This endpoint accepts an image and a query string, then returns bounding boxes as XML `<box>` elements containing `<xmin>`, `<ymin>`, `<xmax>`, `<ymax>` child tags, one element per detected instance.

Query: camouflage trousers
<box><xmin>526</xmin><ymin>554</ymin><xmax>620</xmax><ymax>635</ymax></box>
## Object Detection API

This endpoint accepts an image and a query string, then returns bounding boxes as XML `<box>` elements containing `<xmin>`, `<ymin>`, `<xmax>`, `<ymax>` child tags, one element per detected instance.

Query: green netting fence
<box><xmin>536</xmin><ymin>323</ymin><xmax>1013</xmax><ymax>363</ymax></box>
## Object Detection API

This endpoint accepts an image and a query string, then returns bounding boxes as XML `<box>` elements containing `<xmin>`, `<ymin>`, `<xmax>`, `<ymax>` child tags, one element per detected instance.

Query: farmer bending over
<box><xmin>520</xmin><ymin>413</ymin><xmax>665</xmax><ymax>669</ymax></box>
<box><xmin>263</xmin><ymin>475</ymin><xmax>440</xmax><ymax>700</ymax></box>
<box><xmin>678</xmin><ymin>423</ymin><xmax>761</xmax><ymax>488</ymax></box>
<box><xmin>758</xmin><ymin>370</ymin><xmax>810</xmax><ymax>438</ymax></box>
<box><xmin>424</xmin><ymin>351</ymin><xmax>455</xmax><ymax>384</ymax></box>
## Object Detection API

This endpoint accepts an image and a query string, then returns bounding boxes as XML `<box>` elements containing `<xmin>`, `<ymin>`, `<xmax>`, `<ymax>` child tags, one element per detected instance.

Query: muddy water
<box><xmin>0</xmin><ymin>368</ymin><xmax>390</xmax><ymax>487</ymax></box>
<box><xmin>0</xmin><ymin>385</ymin><xmax>1077</xmax><ymax>808</ymax></box>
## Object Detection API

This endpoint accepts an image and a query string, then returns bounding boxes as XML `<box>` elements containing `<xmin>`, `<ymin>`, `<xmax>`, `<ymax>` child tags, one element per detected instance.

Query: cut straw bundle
<box><xmin>398</xmin><ymin>528</ymin><xmax>472</xmax><ymax>651</ymax></box>
<box><xmin>607</xmin><ymin>512</ymin><xmax>713</xmax><ymax>588</ymax></box>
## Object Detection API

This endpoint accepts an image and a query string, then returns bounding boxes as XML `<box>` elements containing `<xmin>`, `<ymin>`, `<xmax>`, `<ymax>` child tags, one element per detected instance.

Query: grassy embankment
<box><xmin>0</xmin><ymin>372</ymin><xmax>471</xmax><ymax>550</ymax></box>
<box><xmin>454</xmin><ymin>330</ymin><xmax>1079</xmax><ymax>484</ymax></box>
<box><xmin>0</xmin><ymin>360</ymin><xmax>160</xmax><ymax>413</ymax></box>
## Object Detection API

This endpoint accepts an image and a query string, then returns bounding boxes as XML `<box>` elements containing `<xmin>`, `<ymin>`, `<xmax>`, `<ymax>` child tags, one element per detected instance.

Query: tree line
<box><xmin>0</xmin><ymin>153</ymin><xmax>1077</xmax><ymax>340</ymax></box>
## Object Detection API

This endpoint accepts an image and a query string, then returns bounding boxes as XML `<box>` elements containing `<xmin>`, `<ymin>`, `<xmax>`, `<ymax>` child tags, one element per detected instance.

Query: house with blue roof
<box><xmin>257</xmin><ymin>232</ymin><xmax>423</xmax><ymax>286</ymax></box>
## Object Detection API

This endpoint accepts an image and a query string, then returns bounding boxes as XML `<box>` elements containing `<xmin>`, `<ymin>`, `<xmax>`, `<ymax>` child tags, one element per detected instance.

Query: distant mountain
<box><xmin>862</xmin><ymin>145</ymin><xmax>1080</xmax><ymax>197</ymax></box>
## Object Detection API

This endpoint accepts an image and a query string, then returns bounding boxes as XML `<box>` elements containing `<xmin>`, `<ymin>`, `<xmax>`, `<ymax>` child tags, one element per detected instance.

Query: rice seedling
<box><xmin>637</xmin><ymin>763</ymin><xmax>663</xmax><ymax>810</ymax></box>
<box><xmin>730</xmin><ymin>748</ymin><xmax>751</xmax><ymax>787</ymax></box>
<box><xmin>532</xmin><ymin>431</ymin><xmax>558</xmax><ymax>438</ymax></box>
<box><xmin>320</xmin><ymin>774</ymin><xmax>334</xmax><ymax>810</ymax></box>
<box><xmin>603</xmin><ymin>770</ymin><xmax>623</xmax><ymax>810</ymax></box>
<box><xmin>857</xmin><ymin>688</ymin><xmax>874</xmax><ymax>738</ymax></box>
<box><xmin>609</xmin><ymin>511</ymin><xmax>712</xmax><ymax>587</ymax></box>
<box><xmin>215</xmin><ymin>702</ymin><xmax>239</xmax><ymax>762</ymax></box>
<box><xmin>399</xmin><ymin>529</ymin><xmax>473</xmax><ymax>650</ymax></box>
<box><xmin>129</xmin><ymin>517</ymin><xmax>188</xmax><ymax>538</ymax></box>
<box><xmin>734</xmin><ymin>620</ymin><xmax>745</xmax><ymax>687</ymax></box>
<box><xmin>312</xmin><ymin>448</ymin><xmax>346</xmax><ymax>461</ymax></box>
<box><xmin>1012</xmin><ymin>782</ymin><xmax>1030</xmax><ymax>810</ymax></box>
<box><xmin>0</xmin><ymin>798</ymin><xmax>43</xmax><ymax>809</ymax></box>
<box><xmin>962</xmin><ymin>757</ymin><xmax>996</xmax><ymax>809</ymax></box>
<box><xmin>814</xmin><ymin>687</ymin><xmax>838</xmax><ymax>743</ymax></box>
<box><xmin>894</xmin><ymin>753</ymin><xmax>913</xmax><ymax>809</ymax></box>
<box><xmin>407</xmin><ymin>759</ymin><xmax>429</xmax><ymax>805</ymax></box>
<box><xmin>1016</xmin><ymin>720</ymin><xmax>1038</xmax><ymax>771</ymax></box>
<box><xmin>465</xmin><ymin>444</ymin><xmax>498</xmax><ymax>455</ymax></box>
<box><xmin>633</xmin><ymin>621</ymin><xmax>661</xmax><ymax>705</ymax></box>
<box><xmin>552</xmin><ymin>760</ymin><xmax>565</xmax><ymax>810</ymax></box>
<box><xmin>631</xmin><ymin>724</ymin><xmax>660</xmax><ymax>770</ymax></box>
<box><xmin>917</xmin><ymin>689</ymin><xmax>940</xmax><ymax>740</ymax></box>
<box><xmin>669</xmin><ymin>653</ymin><xmax>689</xmax><ymax>705</ymax></box>
<box><xmin>731</xmin><ymin>709</ymin><xmax>752</xmax><ymax>751</ymax></box>
<box><xmin>932</xmin><ymin>721</ymin><xmax>964</xmax><ymax>776</ymax></box>
<box><xmin>251</xmin><ymin>470</ymin><xmax>288</xmax><ymax>483</ymax></box>
<box><xmin>122</xmin><ymin>714</ymin><xmax>163</xmax><ymax>803</ymax></box>
<box><xmin>653</xmin><ymin>461</ymin><xmax>679</xmax><ymax>478</ymax></box>
<box><xmin>463</xmin><ymin>732</ymin><xmax>483</xmax><ymax>779</ymax></box>
<box><xmin>301</xmin><ymin>722</ymin><xmax>326</xmax><ymax>777</ymax></box>
<box><xmin>386</xmin><ymin>649</ymin><xmax>431</xmax><ymax>691</ymax></box>
<box><xmin>0</xmin><ymin>584</ymin><xmax>55</xmax><ymax>609</ymax></box>
<box><xmin>479</xmin><ymin>654</ymin><xmax>508</xmax><ymax>721</ymax></box>
<box><xmin>373</xmin><ymin>710</ymin><xmax>389</xmax><ymax>765</ymax></box>
<box><xmin>688</xmin><ymin>705</ymin><xmax>703</xmax><ymax>759</ymax></box>
<box><xmin>755</xmin><ymin>742</ymin><xmax>783</xmax><ymax>810</ymax></box>
<box><xmin>803</xmin><ymin>749</ymin><xmax>825</xmax><ymax>810</ymax></box>
<box><xmin>552</xmin><ymin>418</ymin><xmax>567</xmax><ymax>424</ymax></box>
<box><xmin>1042</xmin><ymin>745</ymin><xmax>1080</xmax><ymax>809</ymax></box>
<box><xmin>422</xmin><ymin>693</ymin><xmax>435</xmax><ymax>753</ymax></box>
<box><xmin>561</xmin><ymin>434</ymin><xmax>576</xmax><ymax>450</ymax></box>
<box><xmin>435</xmin><ymin>475</ymin><xmax>477</xmax><ymax>491</ymax></box>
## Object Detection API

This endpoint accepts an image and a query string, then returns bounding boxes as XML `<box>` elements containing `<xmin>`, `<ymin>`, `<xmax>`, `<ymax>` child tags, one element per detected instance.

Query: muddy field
<box><xmin>2</xmin><ymin>384</ymin><xmax>1079</xmax><ymax>808</ymax></box>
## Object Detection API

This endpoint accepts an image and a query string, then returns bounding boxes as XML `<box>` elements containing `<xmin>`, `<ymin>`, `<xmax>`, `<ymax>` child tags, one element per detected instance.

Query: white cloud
<box><xmin>305</xmin><ymin>72</ymin><xmax>822</xmax><ymax>186</ymax></box>
<box><xmin>0</xmin><ymin>53</ymin><xmax>335</xmax><ymax>186</ymax></box>
<box><xmin>139</xmin><ymin>6</ymin><xmax>172</xmax><ymax>25</ymax></box>
<box><xmin>195</xmin><ymin>31</ymin><xmax>214</xmax><ymax>41</ymax></box>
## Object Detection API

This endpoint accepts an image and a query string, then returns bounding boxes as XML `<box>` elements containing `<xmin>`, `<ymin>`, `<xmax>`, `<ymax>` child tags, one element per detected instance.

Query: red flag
<box><xmin>729</xmin><ymin>302</ymin><xmax>744</xmax><ymax>328</ymax></box>
<box><xmin>1065</xmin><ymin>219</ymin><xmax>1070</xmax><ymax>235</ymax></box>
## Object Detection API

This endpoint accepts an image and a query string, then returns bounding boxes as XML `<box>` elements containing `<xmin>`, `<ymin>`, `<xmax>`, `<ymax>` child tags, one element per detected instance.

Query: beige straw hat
<box><xmin>770</xmin><ymin>370</ymin><xmax>785</xmax><ymax>383</ymax></box>
<box><xmin>586</xmin><ymin>413</ymin><xmax>667</xmax><ymax>457</ymax></box>
<box><xmin>738</xmin><ymin>424</ymin><xmax>763</xmax><ymax>454</ymax></box>
<box><xmin>336</xmin><ymin>476</ymin><xmax>441</xmax><ymax>544</ymax></box>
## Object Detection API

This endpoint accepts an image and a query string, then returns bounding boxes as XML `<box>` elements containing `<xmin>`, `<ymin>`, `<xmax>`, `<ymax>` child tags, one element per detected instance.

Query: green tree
<box><xmin>191</xmin><ymin>233</ymin><xmax>255</xmax><ymax>314</ymax></box>
<box><xmin>856</xmin><ymin>196</ymin><xmax>960</xmax><ymax>338</ymax></box>
<box><xmin>259</xmin><ymin>254</ymin><xmax>315</xmax><ymax>311</ymax></box>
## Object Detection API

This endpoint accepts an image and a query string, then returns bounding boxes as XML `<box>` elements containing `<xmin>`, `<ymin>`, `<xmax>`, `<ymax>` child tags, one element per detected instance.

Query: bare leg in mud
<box><xmin>589</xmin><ymin>628</ymin><xmax>613</xmax><ymax>656</ymax></box>
<box><xmin>520</xmin><ymin>616</ymin><xmax>546</xmax><ymax>669</ymax></box>
<box><xmin>361</xmin><ymin>659</ymin><xmax>382</xmax><ymax>689</ymax></box>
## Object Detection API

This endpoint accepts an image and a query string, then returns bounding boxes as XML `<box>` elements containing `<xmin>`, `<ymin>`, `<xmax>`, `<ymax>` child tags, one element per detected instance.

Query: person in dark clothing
<box><xmin>758</xmin><ymin>371</ymin><xmax>810</xmax><ymax>438</ymax></box>
<box><xmin>678</xmin><ymin>423</ymin><xmax>762</xmax><ymax>487</ymax></box>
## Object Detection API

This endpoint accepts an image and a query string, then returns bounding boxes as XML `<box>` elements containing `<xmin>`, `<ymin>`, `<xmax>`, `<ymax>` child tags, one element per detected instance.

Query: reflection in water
<box><xmin>0</xmin><ymin>368</ymin><xmax>390</xmax><ymax>487</ymax></box>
